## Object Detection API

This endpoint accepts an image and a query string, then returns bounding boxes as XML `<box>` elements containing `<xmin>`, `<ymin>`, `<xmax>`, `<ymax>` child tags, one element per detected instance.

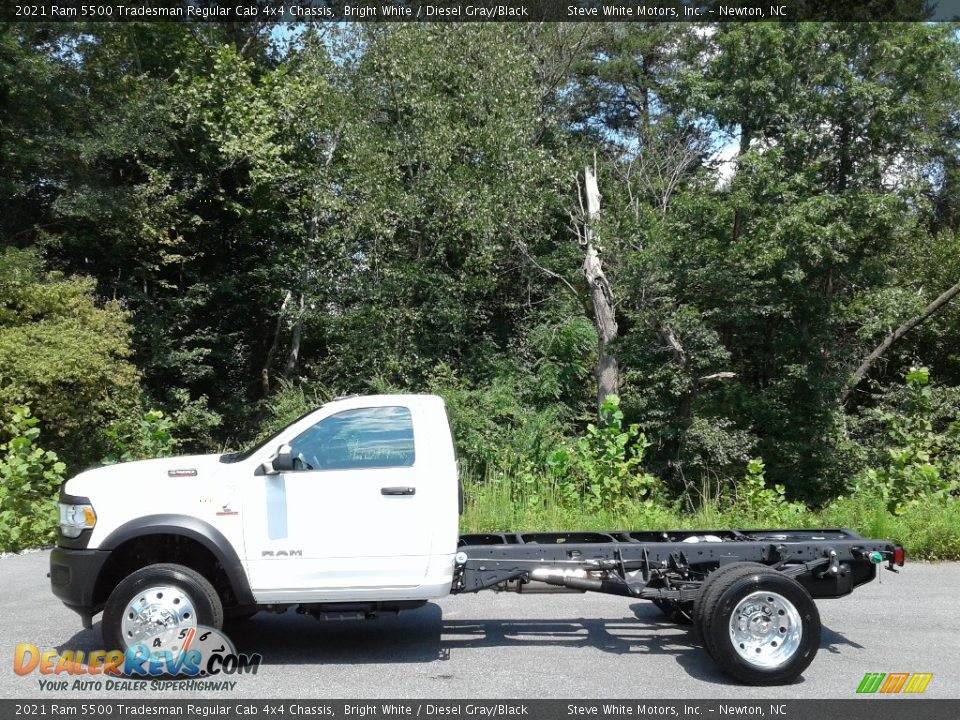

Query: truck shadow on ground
<box><xmin>59</xmin><ymin>601</ymin><xmax>863</xmax><ymax>686</ymax></box>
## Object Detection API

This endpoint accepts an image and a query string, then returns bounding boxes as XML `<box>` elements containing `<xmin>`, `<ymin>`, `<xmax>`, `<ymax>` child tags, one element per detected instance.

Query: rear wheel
<box><xmin>102</xmin><ymin>563</ymin><xmax>223</xmax><ymax>651</ymax></box>
<box><xmin>693</xmin><ymin>562</ymin><xmax>768</xmax><ymax>653</ymax></box>
<box><xmin>700</xmin><ymin>565</ymin><xmax>820</xmax><ymax>685</ymax></box>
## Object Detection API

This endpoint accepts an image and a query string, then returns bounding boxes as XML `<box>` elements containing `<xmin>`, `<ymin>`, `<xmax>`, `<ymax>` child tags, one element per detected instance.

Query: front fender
<box><xmin>99</xmin><ymin>514</ymin><xmax>254</xmax><ymax>606</ymax></box>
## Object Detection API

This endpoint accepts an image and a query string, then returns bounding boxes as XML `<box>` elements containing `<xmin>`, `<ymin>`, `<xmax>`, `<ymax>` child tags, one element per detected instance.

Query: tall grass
<box><xmin>460</xmin><ymin>470</ymin><xmax>960</xmax><ymax>560</ymax></box>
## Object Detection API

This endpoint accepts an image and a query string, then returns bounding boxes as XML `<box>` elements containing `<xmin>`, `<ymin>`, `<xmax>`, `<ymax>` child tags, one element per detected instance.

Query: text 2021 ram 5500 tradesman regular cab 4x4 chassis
<box><xmin>50</xmin><ymin>394</ymin><xmax>904</xmax><ymax>685</ymax></box>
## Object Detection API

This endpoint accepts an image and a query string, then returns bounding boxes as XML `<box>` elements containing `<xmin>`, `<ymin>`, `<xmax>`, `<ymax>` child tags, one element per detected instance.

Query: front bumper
<box><xmin>50</xmin><ymin>546</ymin><xmax>111</xmax><ymax>628</ymax></box>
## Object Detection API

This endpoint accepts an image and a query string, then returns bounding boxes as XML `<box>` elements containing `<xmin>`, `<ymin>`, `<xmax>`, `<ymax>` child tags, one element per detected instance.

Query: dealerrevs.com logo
<box><xmin>14</xmin><ymin>626</ymin><xmax>262</xmax><ymax>691</ymax></box>
<box><xmin>856</xmin><ymin>672</ymin><xmax>933</xmax><ymax>694</ymax></box>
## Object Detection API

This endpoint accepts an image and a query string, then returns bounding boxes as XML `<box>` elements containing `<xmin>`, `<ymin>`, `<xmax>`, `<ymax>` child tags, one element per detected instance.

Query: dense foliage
<box><xmin>1</xmin><ymin>22</ymin><xmax>959</xmax><ymax>551</ymax></box>
<box><xmin>0</xmin><ymin>406</ymin><xmax>64</xmax><ymax>551</ymax></box>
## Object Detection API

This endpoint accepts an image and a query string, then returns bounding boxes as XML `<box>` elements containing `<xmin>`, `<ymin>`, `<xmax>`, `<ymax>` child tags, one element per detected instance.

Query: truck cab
<box><xmin>50</xmin><ymin>394</ymin><xmax>460</xmax><ymax>648</ymax></box>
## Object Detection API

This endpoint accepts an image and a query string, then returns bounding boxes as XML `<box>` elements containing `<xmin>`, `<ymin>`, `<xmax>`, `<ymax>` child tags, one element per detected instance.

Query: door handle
<box><xmin>381</xmin><ymin>486</ymin><xmax>416</xmax><ymax>496</ymax></box>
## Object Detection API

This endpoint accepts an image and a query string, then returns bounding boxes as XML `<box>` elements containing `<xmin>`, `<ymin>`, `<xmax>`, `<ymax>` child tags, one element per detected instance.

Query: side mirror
<box><xmin>272</xmin><ymin>444</ymin><xmax>295</xmax><ymax>472</ymax></box>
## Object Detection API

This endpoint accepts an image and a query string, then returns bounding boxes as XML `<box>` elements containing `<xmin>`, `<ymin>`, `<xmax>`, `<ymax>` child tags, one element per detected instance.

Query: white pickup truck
<box><xmin>51</xmin><ymin>393</ymin><xmax>903</xmax><ymax>685</ymax></box>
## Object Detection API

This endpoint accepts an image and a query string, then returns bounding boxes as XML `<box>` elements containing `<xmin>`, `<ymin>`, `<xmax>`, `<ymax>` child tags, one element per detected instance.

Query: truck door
<box><xmin>242</xmin><ymin>404</ymin><xmax>432</xmax><ymax>597</ymax></box>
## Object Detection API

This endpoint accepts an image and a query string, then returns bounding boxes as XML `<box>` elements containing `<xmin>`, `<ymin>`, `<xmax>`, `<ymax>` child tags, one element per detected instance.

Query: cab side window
<box><xmin>288</xmin><ymin>406</ymin><xmax>415</xmax><ymax>471</ymax></box>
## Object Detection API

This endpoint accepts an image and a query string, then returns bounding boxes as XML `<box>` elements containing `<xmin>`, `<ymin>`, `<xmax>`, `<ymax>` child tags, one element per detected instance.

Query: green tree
<box><xmin>303</xmin><ymin>26</ymin><xmax>571</xmax><ymax>391</ymax></box>
<box><xmin>0</xmin><ymin>247</ymin><xmax>140</xmax><ymax>469</ymax></box>
<box><xmin>607</xmin><ymin>23</ymin><xmax>960</xmax><ymax>499</ymax></box>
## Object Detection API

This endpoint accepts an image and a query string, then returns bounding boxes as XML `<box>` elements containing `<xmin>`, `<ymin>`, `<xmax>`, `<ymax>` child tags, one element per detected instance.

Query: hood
<box><xmin>64</xmin><ymin>453</ymin><xmax>226</xmax><ymax>498</ymax></box>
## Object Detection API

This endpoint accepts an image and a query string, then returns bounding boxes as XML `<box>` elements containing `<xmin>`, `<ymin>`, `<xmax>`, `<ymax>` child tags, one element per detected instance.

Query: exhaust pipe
<box><xmin>529</xmin><ymin>568</ymin><xmax>634</xmax><ymax>597</ymax></box>
<box><xmin>495</xmin><ymin>567</ymin><xmax>636</xmax><ymax>597</ymax></box>
<box><xmin>496</xmin><ymin>567</ymin><xmax>589</xmax><ymax>594</ymax></box>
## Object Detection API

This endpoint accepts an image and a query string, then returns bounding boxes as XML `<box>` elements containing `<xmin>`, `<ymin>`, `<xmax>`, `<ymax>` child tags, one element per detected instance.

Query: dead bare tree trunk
<box><xmin>282</xmin><ymin>291</ymin><xmax>305</xmax><ymax>381</ymax></box>
<box><xmin>841</xmin><ymin>279</ymin><xmax>960</xmax><ymax>404</ymax></box>
<box><xmin>575</xmin><ymin>162</ymin><xmax>619</xmax><ymax>411</ymax></box>
<box><xmin>261</xmin><ymin>290</ymin><xmax>292</xmax><ymax>396</ymax></box>
<box><xmin>283</xmin><ymin>206</ymin><xmax>318</xmax><ymax>382</ymax></box>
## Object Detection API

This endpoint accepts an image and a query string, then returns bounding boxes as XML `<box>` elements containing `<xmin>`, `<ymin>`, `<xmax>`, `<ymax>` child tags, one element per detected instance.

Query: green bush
<box><xmin>729</xmin><ymin>458</ymin><xmax>810</xmax><ymax>526</ymax></box>
<box><xmin>854</xmin><ymin>367</ymin><xmax>960</xmax><ymax>514</ymax></box>
<box><xmin>165</xmin><ymin>389</ymin><xmax>223</xmax><ymax>455</ymax></box>
<box><xmin>0</xmin><ymin>406</ymin><xmax>65</xmax><ymax>551</ymax></box>
<box><xmin>548</xmin><ymin>395</ymin><xmax>663</xmax><ymax>514</ymax></box>
<box><xmin>425</xmin><ymin>364</ymin><xmax>568</xmax><ymax>481</ymax></box>
<box><xmin>100</xmin><ymin>409</ymin><xmax>177</xmax><ymax>465</ymax></box>
<box><xmin>99</xmin><ymin>390</ymin><xmax>223</xmax><ymax>465</ymax></box>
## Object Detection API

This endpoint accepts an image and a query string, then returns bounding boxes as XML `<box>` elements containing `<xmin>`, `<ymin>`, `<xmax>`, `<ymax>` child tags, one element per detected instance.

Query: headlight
<box><xmin>58</xmin><ymin>503</ymin><xmax>96</xmax><ymax>538</ymax></box>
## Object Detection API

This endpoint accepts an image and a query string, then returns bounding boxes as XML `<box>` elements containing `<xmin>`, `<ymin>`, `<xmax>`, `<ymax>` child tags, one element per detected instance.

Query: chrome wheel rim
<box><xmin>120</xmin><ymin>585</ymin><xmax>197</xmax><ymax>648</ymax></box>
<box><xmin>729</xmin><ymin>590</ymin><xmax>802</xmax><ymax>668</ymax></box>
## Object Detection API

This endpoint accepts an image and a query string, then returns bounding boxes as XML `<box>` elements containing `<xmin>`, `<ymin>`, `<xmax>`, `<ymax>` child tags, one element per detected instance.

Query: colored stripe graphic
<box><xmin>879</xmin><ymin>673</ymin><xmax>909</xmax><ymax>693</ymax></box>
<box><xmin>857</xmin><ymin>673</ymin><xmax>885</xmax><ymax>693</ymax></box>
<box><xmin>903</xmin><ymin>673</ymin><xmax>933</xmax><ymax>694</ymax></box>
<box><xmin>857</xmin><ymin>672</ymin><xmax>932</xmax><ymax>694</ymax></box>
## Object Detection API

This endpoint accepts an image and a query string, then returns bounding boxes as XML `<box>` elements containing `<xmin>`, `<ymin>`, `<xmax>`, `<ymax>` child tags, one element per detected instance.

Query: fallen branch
<box><xmin>841</xmin><ymin>279</ymin><xmax>960</xmax><ymax>404</ymax></box>
<box><xmin>698</xmin><ymin>371</ymin><xmax>737</xmax><ymax>383</ymax></box>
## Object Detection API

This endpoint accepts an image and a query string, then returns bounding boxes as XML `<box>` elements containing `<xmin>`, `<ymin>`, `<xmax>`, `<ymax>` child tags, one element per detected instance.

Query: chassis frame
<box><xmin>452</xmin><ymin>527</ymin><xmax>903</xmax><ymax>602</ymax></box>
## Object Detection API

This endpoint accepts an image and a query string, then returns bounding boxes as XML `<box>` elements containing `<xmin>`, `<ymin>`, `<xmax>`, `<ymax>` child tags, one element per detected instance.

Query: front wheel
<box><xmin>700</xmin><ymin>565</ymin><xmax>820</xmax><ymax>685</ymax></box>
<box><xmin>102</xmin><ymin>563</ymin><xmax>224</xmax><ymax>651</ymax></box>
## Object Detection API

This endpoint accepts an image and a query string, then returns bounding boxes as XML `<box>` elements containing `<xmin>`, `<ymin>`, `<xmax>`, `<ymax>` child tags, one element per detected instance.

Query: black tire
<box><xmin>693</xmin><ymin>562</ymin><xmax>770</xmax><ymax>653</ymax></box>
<box><xmin>102</xmin><ymin>563</ymin><xmax>224</xmax><ymax>650</ymax></box>
<box><xmin>700</xmin><ymin>566</ymin><xmax>821</xmax><ymax>685</ymax></box>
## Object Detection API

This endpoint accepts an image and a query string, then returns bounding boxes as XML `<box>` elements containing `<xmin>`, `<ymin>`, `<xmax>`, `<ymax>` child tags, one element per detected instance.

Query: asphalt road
<box><xmin>2</xmin><ymin>550</ymin><xmax>958</xmax><ymax>700</ymax></box>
